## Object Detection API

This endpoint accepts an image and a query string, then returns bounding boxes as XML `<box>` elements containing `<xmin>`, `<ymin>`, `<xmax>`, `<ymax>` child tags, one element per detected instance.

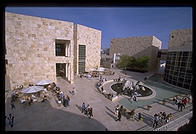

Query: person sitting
<box><xmin>127</xmin><ymin>109</ymin><xmax>135</xmax><ymax>120</ymax></box>
<box><xmin>138</xmin><ymin>113</ymin><xmax>143</xmax><ymax>121</ymax></box>
<box><xmin>166</xmin><ymin>113</ymin><xmax>173</xmax><ymax>123</ymax></box>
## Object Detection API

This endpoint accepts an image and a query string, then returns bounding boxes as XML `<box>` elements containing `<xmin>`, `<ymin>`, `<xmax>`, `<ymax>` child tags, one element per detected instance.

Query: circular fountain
<box><xmin>111</xmin><ymin>80</ymin><xmax>156</xmax><ymax>100</ymax></box>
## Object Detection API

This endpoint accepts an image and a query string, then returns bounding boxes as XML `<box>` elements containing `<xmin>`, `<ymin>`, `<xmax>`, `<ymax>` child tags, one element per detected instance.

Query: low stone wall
<box><xmin>97</xmin><ymin>79</ymin><xmax>156</xmax><ymax>101</ymax></box>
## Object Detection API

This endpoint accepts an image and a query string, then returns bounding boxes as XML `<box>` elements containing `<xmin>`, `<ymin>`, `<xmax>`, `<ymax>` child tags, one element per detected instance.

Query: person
<box><xmin>153</xmin><ymin>114</ymin><xmax>159</xmax><ymax>128</ymax></box>
<box><xmin>127</xmin><ymin>110</ymin><xmax>135</xmax><ymax>120</ymax></box>
<box><xmin>115</xmin><ymin>104</ymin><xmax>120</xmax><ymax>115</ymax></box>
<box><xmin>66</xmin><ymin>95</ymin><xmax>70</xmax><ymax>106</ymax></box>
<box><xmin>166</xmin><ymin>113</ymin><xmax>173</xmax><ymax>123</ymax></box>
<box><xmin>71</xmin><ymin>87</ymin><xmax>75</xmax><ymax>95</ymax></box>
<box><xmin>63</xmin><ymin>97</ymin><xmax>67</xmax><ymax>107</ymax></box>
<box><xmin>182</xmin><ymin>97</ymin><xmax>188</xmax><ymax>106</ymax></box>
<box><xmin>116</xmin><ymin>109</ymin><xmax>121</xmax><ymax>121</ymax></box>
<box><xmin>85</xmin><ymin>104</ymin><xmax>90</xmax><ymax>115</ymax></box>
<box><xmin>173</xmin><ymin>97</ymin><xmax>177</xmax><ymax>105</ymax></box>
<box><xmin>89</xmin><ymin>107</ymin><xmax>93</xmax><ymax>119</ymax></box>
<box><xmin>81</xmin><ymin>102</ymin><xmax>86</xmax><ymax>113</ymax></box>
<box><xmin>7</xmin><ymin>114</ymin><xmax>14</xmax><ymax>128</ymax></box>
<box><xmin>177</xmin><ymin>101</ymin><xmax>184</xmax><ymax>112</ymax></box>
<box><xmin>138</xmin><ymin>113</ymin><xmax>143</xmax><ymax>121</ymax></box>
<box><xmin>133</xmin><ymin>95</ymin><xmax>137</xmax><ymax>102</ymax></box>
<box><xmin>10</xmin><ymin>101</ymin><xmax>15</xmax><ymax>110</ymax></box>
<box><xmin>162</xmin><ymin>112</ymin><xmax>167</xmax><ymax>121</ymax></box>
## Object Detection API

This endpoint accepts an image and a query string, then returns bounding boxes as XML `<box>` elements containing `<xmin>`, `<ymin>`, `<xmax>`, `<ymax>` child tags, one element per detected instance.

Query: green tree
<box><xmin>134</xmin><ymin>56</ymin><xmax>149</xmax><ymax>69</ymax></box>
<box><xmin>117</xmin><ymin>55</ymin><xmax>132</xmax><ymax>69</ymax></box>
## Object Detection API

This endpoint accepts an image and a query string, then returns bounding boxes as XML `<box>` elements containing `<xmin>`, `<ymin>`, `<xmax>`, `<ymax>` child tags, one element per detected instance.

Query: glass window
<box><xmin>55</xmin><ymin>40</ymin><xmax>65</xmax><ymax>56</ymax></box>
<box><xmin>183</xmin><ymin>52</ymin><xmax>189</xmax><ymax>57</ymax></box>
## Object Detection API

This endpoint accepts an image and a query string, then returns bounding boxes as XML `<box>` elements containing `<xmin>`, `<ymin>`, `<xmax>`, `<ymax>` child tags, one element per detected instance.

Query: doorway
<box><xmin>56</xmin><ymin>63</ymin><xmax>66</xmax><ymax>79</ymax></box>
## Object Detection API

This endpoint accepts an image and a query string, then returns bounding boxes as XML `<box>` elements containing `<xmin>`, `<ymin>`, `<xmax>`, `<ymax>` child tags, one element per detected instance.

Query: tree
<box><xmin>134</xmin><ymin>56</ymin><xmax>149</xmax><ymax>69</ymax></box>
<box><xmin>117</xmin><ymin>55</ymin><xmax>132</xmax><ymax>69</ymax></box>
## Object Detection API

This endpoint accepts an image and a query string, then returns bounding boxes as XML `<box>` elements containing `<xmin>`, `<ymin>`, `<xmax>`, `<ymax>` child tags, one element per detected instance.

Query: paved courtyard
<box><xmin>5</xmin><ymin>69</ymin><xmax>192</xmax><ymax>131</ymax></box>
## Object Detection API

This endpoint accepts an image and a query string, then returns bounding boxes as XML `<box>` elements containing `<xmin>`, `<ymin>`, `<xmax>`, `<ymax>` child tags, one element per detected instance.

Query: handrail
<box><xmin>153</xmin><ymin>110</ymin><xmax>192</xmax><ymax>131</ymax></box>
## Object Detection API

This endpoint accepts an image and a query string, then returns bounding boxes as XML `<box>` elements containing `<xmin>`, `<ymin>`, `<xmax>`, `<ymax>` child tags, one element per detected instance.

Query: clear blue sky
<box><xmin>5</xmin><ymin>7</ymin><xmax>192</xmax><ymax>49</ymax></box>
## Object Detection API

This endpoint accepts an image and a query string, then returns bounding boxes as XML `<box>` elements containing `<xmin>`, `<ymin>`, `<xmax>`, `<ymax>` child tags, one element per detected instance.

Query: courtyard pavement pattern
<box><xmin>5</xmin><ymin>69</ymin><xmax>192</xmax><ymax>131</ymax></box>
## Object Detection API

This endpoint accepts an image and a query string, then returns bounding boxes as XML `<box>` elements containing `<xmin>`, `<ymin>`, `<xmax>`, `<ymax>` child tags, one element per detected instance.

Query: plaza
<box><xmin>4</xmin><ymin>9</ymin><xmax>192</xmax><ymax>131</ymax></box>
<box><xmin>5</xmin><ymin>69</ymin><xmax>192</xmax><ymax>131</ymax></box>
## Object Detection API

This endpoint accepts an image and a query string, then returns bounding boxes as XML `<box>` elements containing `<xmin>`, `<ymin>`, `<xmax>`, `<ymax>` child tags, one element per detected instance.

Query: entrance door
<box><xmin>56</xmin><ymin>63</ymin><xmax>66</xmax><ymax>79</ymax></box>
<box><xmin>78</xmin><ymin>45</ymin><xmax>86</xmax><ymax>74</ymax></box>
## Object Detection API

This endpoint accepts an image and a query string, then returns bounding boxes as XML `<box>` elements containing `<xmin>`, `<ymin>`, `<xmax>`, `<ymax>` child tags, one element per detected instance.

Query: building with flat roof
<box><xmin>5</xmin><ymin>12</ymin><xmax>101</xmax><ymax>90</ymax></box>
<box><xmin>110</xmin><ymin>36</ymin><xmax>162</xmax><ymax>71</ymax></box>
<box><xmin>164</xmin><ymin>29</ymin><xmax>192</xmax><ymax>90</ymax></box>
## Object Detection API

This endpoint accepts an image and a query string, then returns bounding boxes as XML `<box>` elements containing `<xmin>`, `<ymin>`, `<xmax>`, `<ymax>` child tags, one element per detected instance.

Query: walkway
<box><xmin>5</xmin><ymin>69</ymin><xmax>193</xmax><ymax>131</ymax></box>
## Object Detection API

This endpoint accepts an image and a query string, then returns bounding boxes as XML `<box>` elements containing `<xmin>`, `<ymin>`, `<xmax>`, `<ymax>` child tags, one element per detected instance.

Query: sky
<box><xmin>5</xmin><ymin>7</ymin><xmax>192</xmax><ymax>49</ymax></box>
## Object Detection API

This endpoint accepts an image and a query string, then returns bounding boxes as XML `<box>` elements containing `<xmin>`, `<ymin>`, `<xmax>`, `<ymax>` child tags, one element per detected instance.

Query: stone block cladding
<box><xmin>168</xmin><ymin>29</ymin><xmax>192</xmax><ymax>49</ymax></box>
<box><xmin>5</xmin><ymin>12</ymin><xmax>102</xmax><ymax>90</ymax></box>
<box><xmin>75</xmin><ymin>24</ymin><xmax>101</xmax><ymax>74</ymax></box>
<box><xmin>110</xmin><ymin>36</ymin><xmax>162</xmax><ymax>71</ymax></box>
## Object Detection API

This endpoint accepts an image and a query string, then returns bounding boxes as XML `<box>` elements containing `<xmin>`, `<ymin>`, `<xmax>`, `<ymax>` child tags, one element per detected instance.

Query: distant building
<box><xmin>110</xmin><ymin>36</ymin><xmax>162</xmax><ymax>71</ymax></box>
<box><xmin>164</xmin><ymin>29</ymin><xmax>192</xmax><ymax>90</ymax></box>
<box><xmin>5</xmin><ymin>12</ymin><xmax>101</xmax><ymax>90</ymax></box>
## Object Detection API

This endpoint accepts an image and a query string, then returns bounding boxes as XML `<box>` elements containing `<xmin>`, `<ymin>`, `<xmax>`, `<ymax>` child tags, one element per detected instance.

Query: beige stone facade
<box><xmin>110</xmin><ymin>36</ymin><xmax>162</xmax><ymax>71</ymax></box>
<box><xmin>168</xmin><ymin>29</ymin><xmax>192</xmax><ymax>50</ymax></box>
<box><xmin>5</xmin><ymin>12</ymin><xmax>101</xmax><ymax>90</ymax></box>
<box><xmin>74</xmin><ymin>24</ymin><xmax>101</xmax><ymax>74</ymax></box>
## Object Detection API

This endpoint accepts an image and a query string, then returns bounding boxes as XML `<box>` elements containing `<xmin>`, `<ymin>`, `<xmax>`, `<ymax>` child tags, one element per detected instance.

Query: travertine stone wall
<box><xmin>75</xmin><ymin>24</ymin><xmax>101</xmax><ymax>74</ymax></box>
<box><xmin>5</xmin><ymin>12</ymin><xmax>74</xmax><ymax>89</ymax></box>
<box><xmin>110</xmin><ymin>36</ymin><xmax>162</xmax><ymax>71</ymax></box>
<box><xmin>168</xmin><ymin>29</ymin><xmax>192</xmax><ymax>49</ymax></box>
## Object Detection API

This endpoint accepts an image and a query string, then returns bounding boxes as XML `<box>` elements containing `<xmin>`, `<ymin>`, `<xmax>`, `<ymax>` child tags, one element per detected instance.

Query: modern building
<box><xmin>5</xmin><ymin>12</ymin><xmax>101</xmax><ymax>90</ymax></box>
<box><xmin>164</xmin><ymin>29</ymin><xmax>192</xmax><ymax>90</ymax></box>
<box><xmin>110</xmin><ymin>36</ymin><xmax>162</xmax><ymax>71</ymax></box>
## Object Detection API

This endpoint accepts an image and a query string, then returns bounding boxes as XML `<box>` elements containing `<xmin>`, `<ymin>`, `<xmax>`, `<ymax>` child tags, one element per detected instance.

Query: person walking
<box><xmin>117</xmin><ymin>110</ymin><xmax>121</xmax><ymax>121</ymax></box>
<box><xmin>182</xmin><ymin>97</ymin><xmax>188</xmax><ymax>106</ymax></box>
<box><xmin>81</xmin><ymin>102</ymin><xmax>86</xmax><ymax>113</ymax></box>
<box><xmin>7</xmin><ymin>114</ymin><xmax>14</xmax><ymax>128</ymax></box>
<box><xmin>153</xmin><ymin>114</ymin><xmax>159</xmax><ymax>128</ymax></box>
<box><xmin>10</xmin><ymin>101</ymin><xmax>15</xmax><ymax>110</ymax></box>
<box><xmin>66</xmin><ymin>95</ymin><xmax>70</xmax><ymax>106</ymax></box>
<box><xmin>89</xmin><ymin>107</ymin><xmax>93</xmax><ymax>119</ymax></box>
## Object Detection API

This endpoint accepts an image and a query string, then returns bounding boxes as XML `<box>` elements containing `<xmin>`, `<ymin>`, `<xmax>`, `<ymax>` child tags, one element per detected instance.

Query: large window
<box><xmin>164</xmin><ymin>51</ymin><xmax>192</xmax><ymax>90</ymax></box>
<box><xmin>78</xmin><ymin>45</ymin><xmax>86</xmax><ymax>74</ymax></box>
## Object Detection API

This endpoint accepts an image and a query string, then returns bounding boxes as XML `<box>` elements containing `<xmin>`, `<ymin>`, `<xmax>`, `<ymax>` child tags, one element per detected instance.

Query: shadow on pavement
<box><xmin>141</xmin><ymin>112</ymin><xmax>153</xmax><ymax>127</ymax></box>
<box><xmin>105</xmin><ymin>111</ymin><xmax>116</xmax><ymax>121</ymax></box>
<box><xmin>75</xmin><ymin>104</ymin><xmax>82</xmax><ymax>112</ymax></box>
<box><xmin>5</xmin><ymin>97</ymin><xmax>107</xmax><ymax>131</ymax></box>
<box><xmin>105</xmin><ymin>106</ymin><xmax>115</xmax><ymax>115</ymax></box>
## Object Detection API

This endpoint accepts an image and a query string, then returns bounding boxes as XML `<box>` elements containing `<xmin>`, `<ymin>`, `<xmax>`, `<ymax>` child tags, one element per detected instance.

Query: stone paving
<box><xmin>5</xmin><ymin>69</ymin><xmax>193</xmax><ymax>131</ymax></box>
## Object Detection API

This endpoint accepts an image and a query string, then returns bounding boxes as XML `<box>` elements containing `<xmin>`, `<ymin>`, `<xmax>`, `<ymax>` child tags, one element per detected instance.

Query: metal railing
<box><xmin>153</xmin><ymin>109</ymin><xmax>192</xmax><ymax>131</ymax></box>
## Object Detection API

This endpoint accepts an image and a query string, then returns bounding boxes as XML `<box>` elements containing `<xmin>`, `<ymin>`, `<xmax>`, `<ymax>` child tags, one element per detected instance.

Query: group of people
<box><xmin>81</xmin><ymin>103</ymin><xmax>93</xmax><ymax>119</ymax></box>
<box><xmin>57</xmin><ymin>91</ymin><xmax>70</xmax><ymax>107</ymax></box>
<box><xmin>153</xmin><ymin>112</ymin><xmax>173</xmax><ymax>128</ymax></box>
<box><xmin>173</xmin><ymin>96</ymin><xmax>189</xmax><ymax>112</ymax></box>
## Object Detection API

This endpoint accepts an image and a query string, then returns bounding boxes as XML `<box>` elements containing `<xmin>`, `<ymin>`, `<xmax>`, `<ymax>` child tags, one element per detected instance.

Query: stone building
<box><xmin>110</xmin><ymin>36</ymin><xmax>162</xmax><ymax>71</ymax></box>
<box><xmin>5</xmin><ymin>12</ymin><xmax>101</xmax><ymax>90</ymax></box>
<box><xmin>164</xmin><ymin>29</ymin><xmax>192</xmax><ymax>90</ymax></box>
